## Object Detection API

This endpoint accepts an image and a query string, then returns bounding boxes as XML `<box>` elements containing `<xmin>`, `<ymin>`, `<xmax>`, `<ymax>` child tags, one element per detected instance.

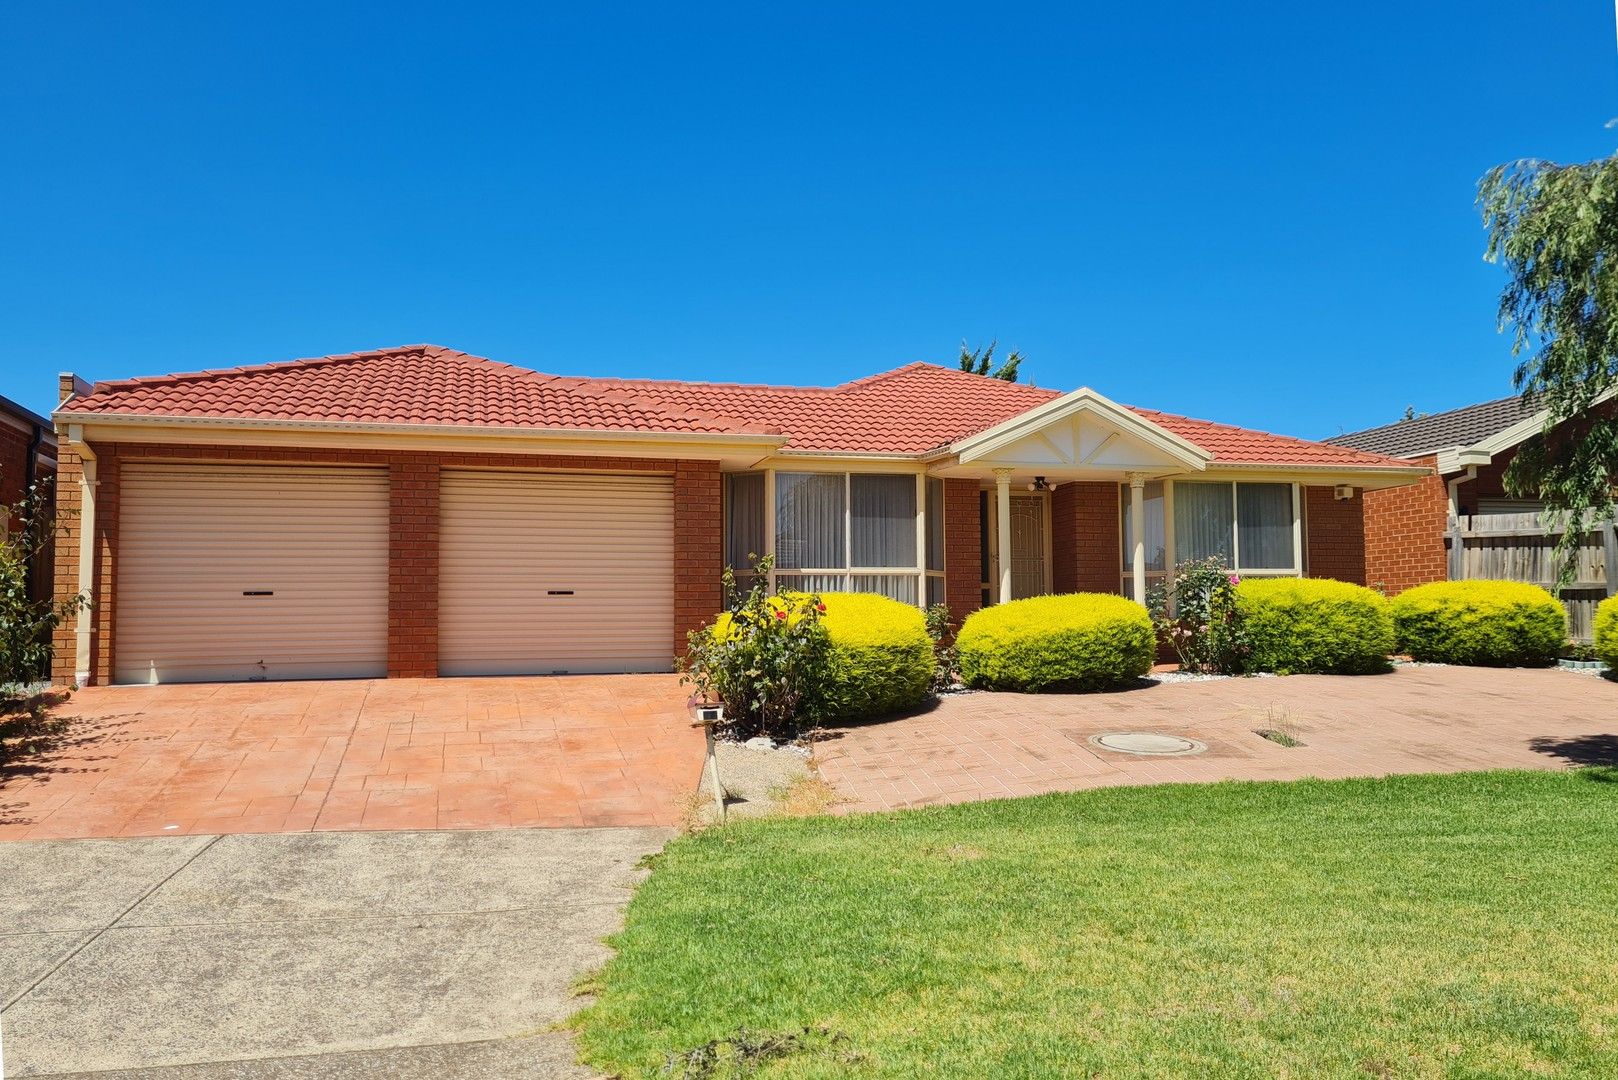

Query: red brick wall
<box><xmin>388</xmin><ymin>461</ymin><xmax>439</xmax><ymax>678</ymax></box>
<box><xmin>943</xmin><ymin>479</ymin><xmax>982</xmax><ymax>623</ymax></box>
<box><xmin>1362</xmin><ymin>455</ymin><xmax>1447</xmax><ymax>594</ymax></box>
<box><xmin>673</xmin><ymin>460</ymin><xmax>723</xmax><ymax>657</ymax></box>
<box><xmin>54</xmin><ymin>439</ymin><xmax>723</xmax><ymax>685</ymax></box>
<box><xmin>1052</xmin><ymin>481</ymin><xmax>1120</xmax><ymax>594</ymax></box>
<box><xmin>1303</xmin><ymin>485</ymin><xmax>1366</xmax><ymax>585</ymax></box>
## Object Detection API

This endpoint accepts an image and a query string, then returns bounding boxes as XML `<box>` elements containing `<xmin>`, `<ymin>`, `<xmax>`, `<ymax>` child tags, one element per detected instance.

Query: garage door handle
<box><xmin>547</xmin><ymin>590</ymin><xmax>574</xmax><ymax>596</ymax></box>
<box><xmin>242</xmin><ymin>590</ymin><xmax>274</xmax><ymax>596</ymax></box>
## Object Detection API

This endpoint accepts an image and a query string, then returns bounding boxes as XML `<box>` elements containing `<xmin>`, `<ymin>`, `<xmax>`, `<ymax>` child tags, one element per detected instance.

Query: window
<box><xmin>1120</xmin><ymin>480</ymin><xmax>1299</xmax><ymax>593</ymax></box>
<box><xmin>723</xmin><ymin>470</ymin><xmax>938</xmax><ymax>607</ymax></box>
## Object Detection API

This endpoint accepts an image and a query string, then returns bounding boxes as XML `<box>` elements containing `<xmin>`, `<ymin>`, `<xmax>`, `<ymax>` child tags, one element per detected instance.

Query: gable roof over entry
<box><xmin>57</xmin><ymin>343</ymin><xmax>1419</xmax><ymax>473</ymax></box>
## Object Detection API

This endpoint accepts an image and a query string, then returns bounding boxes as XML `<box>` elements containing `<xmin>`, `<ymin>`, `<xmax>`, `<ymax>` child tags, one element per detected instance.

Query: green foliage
<box><xmin>1391</xmin><ymin>580</ymin><xmax>1566</xmax><ymax>667</ymax></box>
<box><xmin>1236</xmin><ymin>577</ymin><xmax>1394</xmax><ymax>675</ymax></box>
<box><xmin>680</xmin><ymin>557</ymin><xmax>833</xmax><ymax>740</ymax></box>
<box><xmin>1594</xmin><ymin>596</ymin><xmax>1618</xmax><ymax>670</ymax></box>
<box><xmin>957</xmin><ymin>339</ymin><xmax>1024</xmax><ymax>382</ymax></box>
<box><xmin>956</xmin><ymin>593</ymin><xmax>1154</xmax><ymax>692</ymax></box>
<box><xmin>819</xmin><ymin>593</ymin><xmax>934</xmax><ymax>720</ymax></box>
<box><xmin>923</xmin><ymin>603</ymin><xmax>958</xmax><ymax>692</ymax></box>
<box><xmin>1478</xmin><ymin>156</ymin><xmax>1618</xmax><ymax>576</ymax></box>
<box><xmin>2</xmin><ymin>481</ymin><xmax>86</xmax><ymax>686</ymax></box>
<box><xmin>1147</xmin><ymin>557</ymin><xmax>1249</xmax><ymax>674</ymax></box>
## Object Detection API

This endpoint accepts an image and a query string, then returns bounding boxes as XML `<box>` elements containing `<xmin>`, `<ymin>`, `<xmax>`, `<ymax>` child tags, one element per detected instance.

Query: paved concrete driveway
<box><xmin>0</xmin><ymin>676</ymin><xmax>702</xmax><ymax>840</ymax></box>
<box><xmin>0</xmin><ymin>827</ymin><xmax>666</xmax><ymax>1077</ymax></box>
<box><xmin>818</xmin><ymin>665</ymin><xmax>1618</xmax><ymax>811</ymax></box>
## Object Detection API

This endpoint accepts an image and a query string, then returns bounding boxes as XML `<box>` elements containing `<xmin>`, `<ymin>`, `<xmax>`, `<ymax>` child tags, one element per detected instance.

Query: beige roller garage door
<box><xmin>439</xmin><ymin>470</ymin><xmax>675</xmax><ymax>676</ymax></box>
<box><xmin>114</xmin><ymin>464</ymin><xmax>390</xmax><ymax>684</ymax></box>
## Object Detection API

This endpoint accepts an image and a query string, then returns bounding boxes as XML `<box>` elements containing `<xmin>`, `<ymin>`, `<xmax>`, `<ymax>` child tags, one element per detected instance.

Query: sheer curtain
<box><xmin>724</xmin><ymin>473</ymin><xmax>765</xmax><ymax>572</ymax></box>
<box><xmin>851</xmin><ymin>474</ymin><xmax>916</xmax><ymax>568</ymax></box>
<box><xmin>926</xmin><ymin>478</ymin><xmax>944</xmax><ymax>572</ymax></box>
<box><xmin>1120</xmin><ymin>481</ymin><xmax>1167</xmax><ymax>572</ymax></box>
<box><xmin>1174</xmin><ymin>482</ymin><xmax>1234</xmax><ymax>565</ymax></box>
<box><xmin>775</xmin><ymin>473</ymin><xmax>845</xmax><ymax>569</ymax></box>
<box><xmin>1236</xmin><ymin>483</ymin><xmax>1294</xmax><ymax>569</ymax></box>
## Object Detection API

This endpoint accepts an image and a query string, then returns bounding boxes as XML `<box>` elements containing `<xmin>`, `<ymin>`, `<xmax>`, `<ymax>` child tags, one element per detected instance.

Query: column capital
<box><xmin>1125</xmin><ymin>471</ymin><xmax>1149</xmax><ymax>489</ymax></box>
<box><xmin>992</xmin><ymin>468</ymin><xmax>1015</xmax><ymax>484</ymax></box>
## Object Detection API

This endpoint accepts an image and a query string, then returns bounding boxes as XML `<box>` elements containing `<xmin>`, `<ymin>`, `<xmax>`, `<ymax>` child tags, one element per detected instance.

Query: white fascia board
<box><xmin>949</xmin><ymin>387</ymin><xmax>1211</xmax><ymax>469</ymax></box>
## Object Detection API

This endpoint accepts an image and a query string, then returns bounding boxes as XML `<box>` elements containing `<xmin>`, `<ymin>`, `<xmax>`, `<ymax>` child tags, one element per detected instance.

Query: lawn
<box><xmin>574</xmin><ymin>770</ymin><xmax>1618</xmax><ymax>1078</ymax></box>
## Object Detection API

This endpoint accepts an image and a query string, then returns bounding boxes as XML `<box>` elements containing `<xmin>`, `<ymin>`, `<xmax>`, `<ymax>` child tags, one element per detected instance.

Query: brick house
<box><xmin>1329</xmin><ymin>392</ymin><xmax>1617</xmax><ymax>591</ymax></box>
<box><xmin>2</xmin><ymin>391</ymin><xmax>58</xmax><ymax>610</ymax></box>
<box><xmin>51</xmin><ymin>345</ymin><xmax>1426</xmax><ymax>686</ymax></box>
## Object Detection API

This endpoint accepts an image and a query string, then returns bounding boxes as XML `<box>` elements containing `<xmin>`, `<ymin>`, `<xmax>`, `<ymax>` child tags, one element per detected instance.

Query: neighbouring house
<box><xmin>50</xmin><ymin>345</ymin><xmax>1427</xmax><ymax>686</ymax></box>
<box><xmin>1330</xmin><ymin>392</ymin><xmax>1618</xmax><ymax>639</ymax></box>
<box><xmin>2</xmin><ymin>391</ymin><xmax>58</xmax><ymax>610</ymax></box>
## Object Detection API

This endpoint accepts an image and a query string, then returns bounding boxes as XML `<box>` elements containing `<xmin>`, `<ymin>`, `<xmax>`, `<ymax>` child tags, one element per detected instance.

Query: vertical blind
<box><xmin>1174</xmin><ymin>482</ymin><xmax>1236</xmax><ymax>564</ymax></box>
<box><xmin>1119</xmin><ymin>481</ymin><xmax>1167</xmax><ymax>572</ymax></box>
<box><xmin>1236</xmin><ymin>483</ymin><xmax>1294</xmax><ymax>569</ymax></box>
<box><xmin>851</xmin><ymin>474</ymin><xmax>916</xmax><ymax>568</ymax></box>
<box><xmin>775</xmin><ymin>472</ymin><xmax>846</xmax><ymax>569</ymax></box>
<box><xmin>724</xmin><ymin>473</ymin><xmax>765</xmax><ymax>572</ymax></box>
<box><xmin>926</xmin><ymin>478</ymin><xmax>945</xmax><ymax>572</ymax></box>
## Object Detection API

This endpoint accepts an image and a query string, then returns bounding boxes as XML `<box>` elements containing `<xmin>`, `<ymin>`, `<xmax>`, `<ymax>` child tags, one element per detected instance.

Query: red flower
<box><xmin>774</xmin><ymin>609</ymin><xmax>787</xmax><ymax>620</ymax></box>
<box><xmin>815</xmin><ymin>602</ymin><xmax>827</xmax><ymax>613</ymax></box>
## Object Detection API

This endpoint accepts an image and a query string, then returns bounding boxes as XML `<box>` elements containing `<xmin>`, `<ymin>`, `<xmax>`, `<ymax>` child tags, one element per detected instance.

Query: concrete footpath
<box><xmin>0</xmin><ymin>828</ymin><xmax>670</xmax><ymax>1077</ymax></box>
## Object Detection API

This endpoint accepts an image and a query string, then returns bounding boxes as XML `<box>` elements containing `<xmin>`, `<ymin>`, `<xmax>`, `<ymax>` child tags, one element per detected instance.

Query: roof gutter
<box><xmin>51</xmin><ymin>409</ymin><xmax>791</xmax><ymax>448</ymax></box>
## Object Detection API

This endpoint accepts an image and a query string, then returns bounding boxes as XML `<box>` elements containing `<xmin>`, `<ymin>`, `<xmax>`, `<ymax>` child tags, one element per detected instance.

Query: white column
<box><xmin>995</xmin><ymin>469</ymin><xmax>1013</xmax><ymax>604</ymax></box>
<box><xmin>1128</xmin><ymin>472</ymin><xmax>1147</xmax><ymax>606</ymax></box>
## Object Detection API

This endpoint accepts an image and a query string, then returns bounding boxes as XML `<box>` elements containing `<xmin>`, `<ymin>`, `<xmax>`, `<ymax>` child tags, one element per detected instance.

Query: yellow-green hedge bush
<box><xmin>818</xmin><ymin>592</ymin><xmax>934</xmax><ymax>719</ymax></box>
<box><xmin>1390</xmin><ymin>580</ymin><xmax>1566</xmax><ymax>667</ymax></box>
<box><xmin>1595</xmin><ymin>596</ymin><xmax>1618</xmax><ymax>669</ymax></box>
<box><xmin>1236</xmin><ymin>578</ymin><xmax>1394</xmax><ymax>675</ymax></box>
<box><xmin>956</xmin><ymin>593</ymin><xmax>1154</xmax><ymax>692</ymax></box>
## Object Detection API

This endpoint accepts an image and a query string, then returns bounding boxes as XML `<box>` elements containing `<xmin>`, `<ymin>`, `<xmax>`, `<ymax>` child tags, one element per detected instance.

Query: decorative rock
<box><xmin>744</xmin><ymin>736</ymin><xmax>776</xmax><ymax>752</ymax></box>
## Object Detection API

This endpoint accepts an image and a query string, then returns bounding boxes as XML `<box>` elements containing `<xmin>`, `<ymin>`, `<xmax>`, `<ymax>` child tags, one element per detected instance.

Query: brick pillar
<box><xmin>1052</xmin><ymin>480</ymin><xmax>1120</xmax><ymax>594</ymax></box>
<box><xmin>943</xmin><ymin>479</ymin><xmax>982</xmax><ymax>623</ymax></box>
<box><xmin>1362</xmin><ymin>456</ymin><xmax>1447</xmax><ymax>594</ymax></box>
<box><xmin>674</xmin><ymin>460</ymin><xmax>723</xmax><ymax>658</ymax></box>
<box><xmin>50</xmin><ymin>443</ymin><xmax>83</xmax><ymax>685</ymax></box>
<box><xmin>387</xmin><ymin>460</ymin><xmax>439</xmax><ymax>678</ymax></box>
<box><xmin>1303</xmin><ymin>485</ymin><xmax>1366</xmax><ymax>585</ymax></box>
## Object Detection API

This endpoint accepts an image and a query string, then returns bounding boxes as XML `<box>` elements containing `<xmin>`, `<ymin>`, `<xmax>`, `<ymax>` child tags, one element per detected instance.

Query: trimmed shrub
<box><xmin>956</xmin><ymin>593</ymin><xmax>1154</xmax><ymax>692</ymax></box>
<box><xmin>1235</xmin><ymin>578</ymin><xmax>1394</xmax><ymax>675</ymax></box>
<box><xmin>1595</xmin><ymin>596</ymin><xmax>1618</xmax><ymax>670</ymax></box>
<box><xmin>1390</xmin><ymin>580</ymin><xmax>1566</xmax><ymax>667</ymax></box>
<box><xmin>818</xmin><ymin>593</ymin><xmax>934</xmax><ymax>719</ymax></box>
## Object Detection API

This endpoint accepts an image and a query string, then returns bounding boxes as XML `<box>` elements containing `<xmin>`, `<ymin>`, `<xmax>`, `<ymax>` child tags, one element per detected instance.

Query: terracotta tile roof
<box><xmin>1129</xmin><ymin>408</ymin><xmax>1417</xmax><ymax>469</ymax></box>
<box><xmin>58</xmin><ymin>343</ymin><xmax>1415</xmax><ymax>468</ymax></box>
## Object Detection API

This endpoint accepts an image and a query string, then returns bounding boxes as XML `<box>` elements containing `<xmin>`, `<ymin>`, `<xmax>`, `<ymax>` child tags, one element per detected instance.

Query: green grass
<box><xmin>574</xmin><ymin>770</ymin><xmax>1618</xmax><ymax>1078</ymax></box>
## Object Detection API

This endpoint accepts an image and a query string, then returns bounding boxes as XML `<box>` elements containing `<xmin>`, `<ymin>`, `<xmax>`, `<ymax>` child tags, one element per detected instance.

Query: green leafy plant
<box><xmin>1593</xmin><ymin>596</ymin><xmax>1617</xmax><ymax>670</ymax></box>
<box><xmin>958</xmin><ymin>340</ymin><xmax>1025</xmax><ymax>382</ymax></box>
<box><xmin>924</xmin><ymin>603</ymin><xmax>958</xmax><ymax>691</ymax></box>
<box><xmin>1236</xmin><ymin>577</ymin><xmax>1394</xmax><ymax>675</ymax></box>
<box><xmin>2</xmin><ymin>480</ymin><xmax>86</xmax><ymax>687</ymax></box>
<box><xmin>956</xmin><ymin>593</ymin><xmax>1154</xmax><ymax>692</ymax></box>
<box><xmin>818</xmin><ymin>593</ymin><xmax>934</xmax><ymax>720</ymax></box>
<box><xmin>680</xmin><ymin>556</ymin><xmax>832</xmax><ymax>740</ymax></box>
<box><xmin>1391</xmin><ymin>580</ymin><xmax>1566</xmax><ymax>667</ymax></box>
<box><xmin>1147</xmin><ymin>557</ymin><xmax>1250</xmax><ymax>675</ymax></box>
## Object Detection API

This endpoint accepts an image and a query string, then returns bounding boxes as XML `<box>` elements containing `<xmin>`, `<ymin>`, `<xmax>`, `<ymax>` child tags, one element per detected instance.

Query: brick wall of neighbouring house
<box><xmin>1303</xmin><ymin>485</ymin><xmax>1366</xmax><ymax>585</ymax></box>
<box><xmin>943</xmin><ymin>479</ymin><xmax>981</xmax><ymax>623</ymax></box>
<box><xmin>1052</xmin><ymin>481</ymin><xmax>1120</xmax><ymax>594</ymax></box>
<box><xmin>1362</xmin><ymin>455</ymin><xmax>1447</xmax><ymax>594</ymax></box>
<box><xmin>673</xmin><ymin>460</ymin><xmax>724</xmax><ymax>655</ymax></box>
<box><xmin>52</xmin><ymin>440</ymin><xmax>724</xmax><ymax>685</ymax></box>
<box><xmin>387</xmin><ymin>460</ymin><xmax>439</xmax><ymax>679</ymax></box>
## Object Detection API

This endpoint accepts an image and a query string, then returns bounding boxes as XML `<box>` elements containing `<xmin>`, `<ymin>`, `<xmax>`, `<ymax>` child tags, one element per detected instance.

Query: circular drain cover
<box><xmin>1089</xmin><ymin>732</ymin><xmax>1207</xmax><ymax>756</ymax></box>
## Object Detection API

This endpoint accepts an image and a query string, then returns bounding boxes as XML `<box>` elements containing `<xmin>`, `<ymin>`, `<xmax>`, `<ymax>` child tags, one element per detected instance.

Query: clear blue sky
<box><xmin>4</xmin><ymin>3</ymin><xmax>1615</xmax><ymax>439</ymax></box>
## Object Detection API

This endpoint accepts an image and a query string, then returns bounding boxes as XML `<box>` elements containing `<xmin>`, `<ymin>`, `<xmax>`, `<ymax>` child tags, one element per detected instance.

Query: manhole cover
<box><xmin>1088</xmin><ymin>732</ymin><xmax>1207</xmax><ymax>756</ymax></box>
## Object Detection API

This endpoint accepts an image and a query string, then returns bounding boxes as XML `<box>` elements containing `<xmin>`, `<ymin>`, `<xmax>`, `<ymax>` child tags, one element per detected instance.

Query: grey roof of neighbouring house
<box><xmin>1325</xmin><ymin>394</ymin><xmax>1539</xmax><ymax>459</ymax></box>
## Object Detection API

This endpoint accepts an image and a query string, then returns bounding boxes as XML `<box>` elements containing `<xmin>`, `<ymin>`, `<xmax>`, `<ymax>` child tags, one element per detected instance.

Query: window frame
<box><xmin>1119</xmin><ymin>478</ymin><xmax>1302</xmax><ymax>594</ymax></box>
<box><xmin>724</xmin><ymin>467</ymin><xmax>939</xmax><ymax>609</ymax></box>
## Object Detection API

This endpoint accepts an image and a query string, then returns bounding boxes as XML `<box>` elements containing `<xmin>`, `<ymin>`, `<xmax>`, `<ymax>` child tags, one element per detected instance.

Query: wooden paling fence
<box><xmin>1447</xmin><ymin>511</ymin><xmax>1617</xmax><ymax>642</ymax></box>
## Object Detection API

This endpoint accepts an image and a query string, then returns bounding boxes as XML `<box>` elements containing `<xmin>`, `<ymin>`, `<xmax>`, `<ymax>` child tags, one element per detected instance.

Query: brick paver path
<box><xmin>0</xmin><ymin>675</ymin><xmax>702</xmax><ymax>840</ymax></box>
<box><xmin>816</xmin><ymin>665</ymin><xmax>1618</xmax><ymax>812</ymax></box>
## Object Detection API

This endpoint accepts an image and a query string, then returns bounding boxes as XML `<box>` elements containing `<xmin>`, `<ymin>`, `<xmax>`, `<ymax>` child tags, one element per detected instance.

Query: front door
<box><xmin>981</xmin><ymin>491</ymin><xmax>1050</xmax><ymax>602</ymax></box>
